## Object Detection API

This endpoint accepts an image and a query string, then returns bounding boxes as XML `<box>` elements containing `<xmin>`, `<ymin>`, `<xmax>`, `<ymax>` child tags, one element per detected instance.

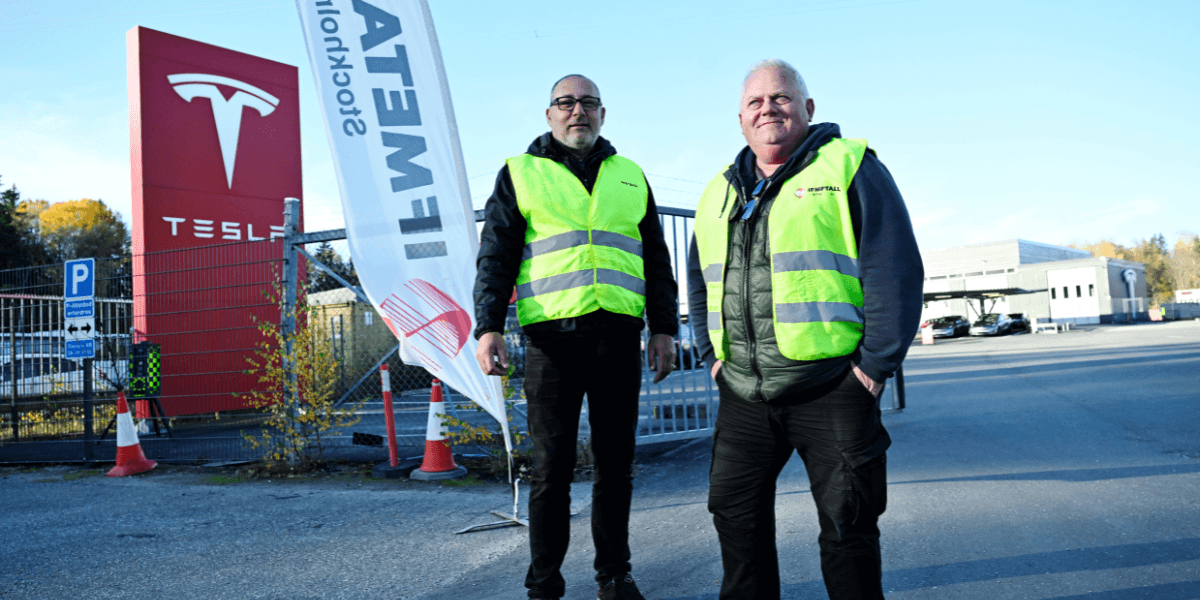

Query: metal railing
<box><xmin>0</xmin><ymin>200</ymin><xmax>904</xmax><ymax>464</ymax></box>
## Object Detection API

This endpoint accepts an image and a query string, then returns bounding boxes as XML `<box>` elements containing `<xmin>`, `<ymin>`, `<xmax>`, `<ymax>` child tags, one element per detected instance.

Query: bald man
<box><xmin>474</xmin><ymin>74</ymin><xmax>679</xmax><ymax>600</ymax></box>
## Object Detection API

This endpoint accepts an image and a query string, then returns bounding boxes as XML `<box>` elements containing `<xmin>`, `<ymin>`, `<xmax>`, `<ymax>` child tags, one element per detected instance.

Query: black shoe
<box><xmin>597</xmin><ymin>574</ymin><xmax>646</xmax><ymax>600</ymax></box>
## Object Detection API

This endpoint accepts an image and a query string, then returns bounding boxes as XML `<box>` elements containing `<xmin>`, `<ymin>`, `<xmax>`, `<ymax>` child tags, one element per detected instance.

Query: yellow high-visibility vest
<box><xmin>507</xmin><ymin>153</ymin><xmax>649</xmax><ymax>326</ymax></box>
<box><xmin>693</xmin><ymin>138</ymin><xmax>868</xmax><ymax>361</ymax></box>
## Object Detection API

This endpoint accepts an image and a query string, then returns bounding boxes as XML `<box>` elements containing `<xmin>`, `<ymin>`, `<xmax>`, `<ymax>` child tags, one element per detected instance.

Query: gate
<box><xmin>284</xmin><ymin>203</ymin><xmax>720</xmax><ymax>449</ymax></box>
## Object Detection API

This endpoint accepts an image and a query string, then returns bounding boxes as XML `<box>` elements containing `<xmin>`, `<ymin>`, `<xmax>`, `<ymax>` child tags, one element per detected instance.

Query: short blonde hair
<box><xmin>742</xmin><ymin>59</ymin><xmax>809</xmax><ymax>105</ymax></box>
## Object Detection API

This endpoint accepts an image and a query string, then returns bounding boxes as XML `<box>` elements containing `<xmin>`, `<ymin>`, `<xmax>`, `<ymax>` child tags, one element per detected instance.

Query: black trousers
<box><xmin>523</xmin><ymin>328</ymin><xmax>643</xmax><ymax>599</ymax></box>
<box><xmin>709</xmin><ymin>367</ymin><xmax>891</xmax><ymax>600</ymax></box>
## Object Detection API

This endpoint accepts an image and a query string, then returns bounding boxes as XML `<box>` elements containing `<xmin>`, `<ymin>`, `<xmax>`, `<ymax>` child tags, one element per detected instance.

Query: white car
<box><xmin>969</xmin><ymin>313</ymin><xmax>1014</xmax><ymax>336</ymax></box>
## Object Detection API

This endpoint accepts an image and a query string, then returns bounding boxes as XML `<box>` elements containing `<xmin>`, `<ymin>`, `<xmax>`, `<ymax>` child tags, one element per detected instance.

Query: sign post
<box><xmin>64</xmin><ymin>258</ymin><xmax>96</xmax><ymax>462</ymax></box>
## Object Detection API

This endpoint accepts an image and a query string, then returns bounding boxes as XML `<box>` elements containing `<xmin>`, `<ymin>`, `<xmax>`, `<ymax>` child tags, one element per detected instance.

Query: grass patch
<box><xmin>441</xmin><ymin>474</ymin><xmax>484</xmax><ymax>487</ymax></box>
<box><xmin>201</xmin><ymin>474</ymin><xmax>247</xmax><ymax>485</ymax></box>
<box><xmin>62</xmin><ymin>470</ymin><xmax>105</xmax><ymax>481</ymax></box>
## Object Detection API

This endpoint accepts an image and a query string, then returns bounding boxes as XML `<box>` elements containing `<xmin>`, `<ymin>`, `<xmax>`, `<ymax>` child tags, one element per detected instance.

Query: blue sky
<box><xmin>1</xmin><ymin>0</ymin><xmax>1197</xmax><ymax>253</ymax></box>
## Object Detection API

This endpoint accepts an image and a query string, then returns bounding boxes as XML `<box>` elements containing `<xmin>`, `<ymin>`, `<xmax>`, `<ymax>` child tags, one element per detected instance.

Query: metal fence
<box><xmin>0</xmin><ymin>235</ymin><xmax>312</xmax><ymax>463</ymax></box>
<box><xmin>1</xmin><ymin>259</ymin><xmax>133</xmax><ymax>462</ymax></box>
<box><xmin>2</xmin><ymin>201</ymin><xmax>909</xmax><ymax>464</ymax></box>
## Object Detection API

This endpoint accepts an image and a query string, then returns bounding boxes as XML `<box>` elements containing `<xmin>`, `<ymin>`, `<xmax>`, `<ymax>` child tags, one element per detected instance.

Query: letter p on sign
<box><xmin>73</xmin><ymin>264</ymin><xmax>89</xmax><ymax>295</ymax></box>
<box><xmin>64</xmin><ymin>258</ymin><xmax>95</xmax><ymax>299</ymax></box>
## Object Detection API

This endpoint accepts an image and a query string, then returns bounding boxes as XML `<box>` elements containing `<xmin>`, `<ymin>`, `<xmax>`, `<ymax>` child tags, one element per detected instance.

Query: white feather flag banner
<box><xmin>295</xmin><ymin>0</ymin><xmax>508</xmax><ymax>446</ymax></box>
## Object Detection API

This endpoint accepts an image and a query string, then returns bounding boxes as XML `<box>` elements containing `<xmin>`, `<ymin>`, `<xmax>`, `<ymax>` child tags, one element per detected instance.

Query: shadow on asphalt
<box><xmin>1045</xmin><ymin>580</ymin><xmax>1200</xmax><ymax>599</ymax></box>
<box><xmin>629</xmin><ymin>463</ymin><xmax>1200</xmax><ymax>523</ymax></box>
<box><xmin>908</xmin><ymin>342</ymin><xmax>1200</xmax><ymax>366</ymax></box>
<box><xmin>906</xmin><ymin>348</ymin><xmax>1200</xmax><ymax>385</ymax></box>
<box><xmin>887</xmin><ymin>463</ymin><xmax>1200</xmax><ymax>485</ymax></box>
<box><xmin>661</xmin><ymin>539</ymin><xmax>1200</xmax><ymax>600</ymax></box>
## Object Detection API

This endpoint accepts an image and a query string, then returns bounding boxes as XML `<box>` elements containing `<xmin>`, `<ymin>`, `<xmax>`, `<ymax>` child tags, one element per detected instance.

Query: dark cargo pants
<box><xmin>523</xmin><ymin>328</ymin><xmax>643</xmax><ymax>599</ymax></box>
<box><xmin>709</xmin><ymin>366</ymin><xmax>891</xmax><ymax>600</ymax></box>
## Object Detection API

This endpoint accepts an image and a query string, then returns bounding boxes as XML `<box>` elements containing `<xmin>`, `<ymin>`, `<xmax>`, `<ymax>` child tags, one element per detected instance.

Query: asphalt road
<box><xmin>2</xmin><ymin>320</ymin><xmax>1198</xmax><ymax>599</ymax></box>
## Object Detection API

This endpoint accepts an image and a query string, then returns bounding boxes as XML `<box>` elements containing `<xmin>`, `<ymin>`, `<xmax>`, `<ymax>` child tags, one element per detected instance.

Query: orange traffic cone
<box><xmin>410</xmin><ymin>379</ymin><xmax>467</xmax><ymax>481</ymax></box>
<box><xmin>107</xmin><ymin>391</ymin><xmax>157</xmax><ymax>477</ymax></box>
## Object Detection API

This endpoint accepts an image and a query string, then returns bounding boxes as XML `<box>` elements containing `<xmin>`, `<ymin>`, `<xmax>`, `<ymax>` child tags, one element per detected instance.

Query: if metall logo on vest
<box><xmin>795</xmin><ymin>185</ymin><xmax>842</xmax><ymax>198</ymax></box>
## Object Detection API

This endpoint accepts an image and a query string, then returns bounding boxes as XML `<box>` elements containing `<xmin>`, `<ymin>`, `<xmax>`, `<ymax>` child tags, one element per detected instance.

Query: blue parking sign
<box><xmin>65</xmin><ymin>258</ymin><xmax>95</xmax><ymax>298</ymax></box>
<box><xmin>64</xmin><ymin>258</ymin><xmax>95</xmax><ymax>319</ymax></box>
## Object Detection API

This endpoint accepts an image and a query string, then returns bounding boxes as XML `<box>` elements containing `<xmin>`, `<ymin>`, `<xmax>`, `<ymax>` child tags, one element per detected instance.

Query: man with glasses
<box><xmin>687</xmin><ymin>60</ymin><xmax>923</xmax><ymax>599</ymax></box>
<box><xmin>474</xmin><ymin>74</ymin><xmax>679</xmax><ymax>600</ymax></box>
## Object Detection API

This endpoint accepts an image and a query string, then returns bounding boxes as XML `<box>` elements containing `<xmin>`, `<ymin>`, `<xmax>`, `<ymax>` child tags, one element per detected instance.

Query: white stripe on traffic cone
<box><xmin>107</xmin><ymin>391</ymin><xmax>157</xmax><ymax>477</ymax></box>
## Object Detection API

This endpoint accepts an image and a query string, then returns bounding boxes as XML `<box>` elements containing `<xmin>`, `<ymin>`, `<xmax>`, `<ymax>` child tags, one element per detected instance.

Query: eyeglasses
<box><xmin>551</xmin><ymin>96</ymin><xmax>601</xmax><ymax>111</ymax></box>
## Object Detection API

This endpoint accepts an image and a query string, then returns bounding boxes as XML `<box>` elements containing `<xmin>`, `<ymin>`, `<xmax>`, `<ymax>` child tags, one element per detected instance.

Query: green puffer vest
<box><xmin>694</xmin><ymin>138</ymin><xmax>867</xmax><ymax>401</ymax></box>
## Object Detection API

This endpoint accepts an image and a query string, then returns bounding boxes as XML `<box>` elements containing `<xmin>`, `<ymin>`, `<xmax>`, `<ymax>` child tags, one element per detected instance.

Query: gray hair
<box><xmin>741</xmin><ymin>59</ymin><xmax>809</xmax><ymax>105</ymax></box>
<box><xmin>550</xmin><ymin>74</ymin><xmax>600</xmax><ymax>104</ymax></box>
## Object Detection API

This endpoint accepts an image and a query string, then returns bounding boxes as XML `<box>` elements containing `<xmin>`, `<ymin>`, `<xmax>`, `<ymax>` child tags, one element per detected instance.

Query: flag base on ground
<box><xmin>107</xmin><ymin>391</ymin><xmax>157</xmax><ymax>477</ymax></box>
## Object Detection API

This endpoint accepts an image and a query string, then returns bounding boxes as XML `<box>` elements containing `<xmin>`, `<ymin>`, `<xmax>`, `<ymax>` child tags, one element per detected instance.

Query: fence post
<box><xmin>282</xmin><ymin>198</ymin><xmax>301</xmax><ymax>463</ymax></box>
<box><xmin>8</xmin><ymin>299</ymin><xmax>17</xmax><ymax>441</ymax></box>
<box><xmin>83</xmin><ymin>358</ymin><xmax>94</xmax><ymax>464</ymax></box>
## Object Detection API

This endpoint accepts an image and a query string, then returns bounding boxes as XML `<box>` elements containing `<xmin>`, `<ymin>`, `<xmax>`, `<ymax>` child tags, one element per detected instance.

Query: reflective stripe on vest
<box><xmin>693</xmin><ymin>138</ymin><xmax>868</xmax><ymax>361</ymax></box>
<box><xmin>507</xmin><ymin>153</ymin><xmax>648</xmax><ymax>326</ymax></box>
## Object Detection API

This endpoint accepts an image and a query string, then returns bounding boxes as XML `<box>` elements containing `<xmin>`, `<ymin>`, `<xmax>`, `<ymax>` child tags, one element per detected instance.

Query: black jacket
<box><xmin>474</xmin><ymin>133</ymin><xmax>679</xmax><ymax>341</ymax></box>
<box><xmin>686</xmin><ymin>122</ymin><xmax>924</xmax><ymax>402</ymax></box>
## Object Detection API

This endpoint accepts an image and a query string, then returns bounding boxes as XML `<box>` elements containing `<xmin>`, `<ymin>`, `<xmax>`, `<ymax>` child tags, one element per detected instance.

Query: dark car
<box><xmin>924</xmin><ymin>315</ymin><xmax>969</xmax><ymax>338</ymax></box>
<box><xmin>1007</xmin><ymin>313</ymin><xmax>1030</xmax><ymax>333</ymax></box>
<box><xmin>969</xmin><ymin>313</ymin><xmax>1014</xmax><ymax>336</ymax></box>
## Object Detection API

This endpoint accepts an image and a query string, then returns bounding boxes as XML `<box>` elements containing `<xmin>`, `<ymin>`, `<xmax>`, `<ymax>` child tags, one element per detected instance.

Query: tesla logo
<box><xmin>379</xmin><ymin>280</ymin><xmax>471</xmax><ymax>369</ymax></box>
<box><xmin>168</xmin><ymin>73</ymin><xmax>280</xmax><ymax>188</ymax></box>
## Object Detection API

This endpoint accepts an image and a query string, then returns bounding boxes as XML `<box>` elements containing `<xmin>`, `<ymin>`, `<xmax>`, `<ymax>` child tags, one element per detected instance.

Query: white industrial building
<box><xmin>920</xmin><ymin>239</ymin><xmax>1149</xmax><ymax>325</ymax></box>
<box><xmin>1176</xmin><ymin>289</ymin><xmax>1200</xmax><ymax>304</ymax></box>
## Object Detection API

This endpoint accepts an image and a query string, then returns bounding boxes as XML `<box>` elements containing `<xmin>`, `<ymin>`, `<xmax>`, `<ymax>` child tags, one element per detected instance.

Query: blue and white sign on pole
<box><xmin>64</xmin><ymin>258</ymin><xmax>96</xmax><ymax>360</ymax></box>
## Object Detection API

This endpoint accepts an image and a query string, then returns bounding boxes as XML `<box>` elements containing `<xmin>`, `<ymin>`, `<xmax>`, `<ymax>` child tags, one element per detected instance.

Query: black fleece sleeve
<box><xmin>640</xmin><ymin>184</ymin><xmax>679</xmax><ymax>337</ymax></box>
<box><xmin>852</xmin><ymin>152</ymin><xmax>925</xmax><ymax>382</ymax></box>
<box><xmin>473</xmin><ymin>165</ymin><xmax>526</xmax><ymax>339</ymax></box>
<box><xmin>686</xmin><ymin>234</ymin><xmax>718</xmax><ymax>370</ymax></box>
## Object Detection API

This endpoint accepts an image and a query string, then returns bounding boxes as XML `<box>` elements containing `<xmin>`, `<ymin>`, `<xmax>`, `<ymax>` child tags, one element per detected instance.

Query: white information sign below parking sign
<box><xmin>64</xmin><ymin>258</ymin><xmax>96</xmax><ymax>360</ymax></box>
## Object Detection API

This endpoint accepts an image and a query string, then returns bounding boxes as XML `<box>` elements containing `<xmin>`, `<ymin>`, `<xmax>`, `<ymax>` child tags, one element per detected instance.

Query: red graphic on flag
<box><xmin>380</xmin><ymin>280</ymin><xmax>472</xmax><ymax>361</ymax></box>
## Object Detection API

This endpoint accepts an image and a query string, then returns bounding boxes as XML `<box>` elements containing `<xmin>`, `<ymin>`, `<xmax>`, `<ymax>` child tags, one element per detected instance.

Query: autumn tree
<box><xmin>1169</xmin><ymin>234</ymin><xmax>1200</xmax><ymax>293</ymax></box>
<box><xmin>1070</xmin><ymin>239</ymin><xmax>1126</xmax><ymax>259</ymax></box>
<box><xmin>0</xmin><ymin>177</ymin><xmax>56</xmax><ymax>269</ymax></box>
<box><xmin>1121</xmin><ymin>234</ymin><xmax>1174</xmax><ymax>306</ymax></box>
<box><xmin>39</xmin><ymin>198</ymin><xmax>129</xmax><ymax>261</ymax></box>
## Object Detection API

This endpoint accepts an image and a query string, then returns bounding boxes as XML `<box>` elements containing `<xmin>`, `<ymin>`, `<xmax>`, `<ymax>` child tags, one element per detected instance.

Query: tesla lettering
<box><xmin>162</xmin><ymin>216</ymin><xmax>284</xmax><ymax>240</ymax></box>
<box><xmin>167</xmin><ymin>73</ymin><xmax>281</xmax><ymax>188</ymax></box>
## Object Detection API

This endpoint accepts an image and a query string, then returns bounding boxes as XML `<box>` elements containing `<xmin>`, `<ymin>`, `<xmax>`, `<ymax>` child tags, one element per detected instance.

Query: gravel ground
<box><xmin>2</xmin><ymin>320</ymin><xmax>1198</xmax><ymax>599</ymax></box>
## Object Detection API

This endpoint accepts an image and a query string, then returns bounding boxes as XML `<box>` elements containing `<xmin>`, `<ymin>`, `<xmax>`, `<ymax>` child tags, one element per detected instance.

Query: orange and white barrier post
<box><xmin>107</xmin><ymin>391</ymin><xmax>157</xmax><ymax>477</ymax></box>
<box><xmin>410</xmin><ymin>378</ymin><xmax>467</xmax><ymax>481</ymax></box>
<box><xmin>381</xmin><ymin>364</ymin><xmax>399</xmax><ymax>468</ymax></box>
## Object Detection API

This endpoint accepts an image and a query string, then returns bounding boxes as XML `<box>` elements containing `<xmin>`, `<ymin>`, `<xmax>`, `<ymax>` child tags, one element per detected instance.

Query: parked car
<box><xmin>1</xmin><ymin>355</ymin><xmax>80</xmax><ymax>383</ymax></box>
<box><xmin>969</xmin><ymin>313</ymin><xmax>1014</xmax><ymax>336</ymax></box>
<box><xmin>1007</xmin><ymin>313</ymin><xmax>1030</xmax><ymax>333</ymax></box>
<box><xmin>923</xmin><ymin>315</ymin><xmax>970</xmax><ymax>338</ymax></box>
<box><xmin>1</xmin><ymin>353</ymin><xmax>128</xmax><ymax>395</ymax></box>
